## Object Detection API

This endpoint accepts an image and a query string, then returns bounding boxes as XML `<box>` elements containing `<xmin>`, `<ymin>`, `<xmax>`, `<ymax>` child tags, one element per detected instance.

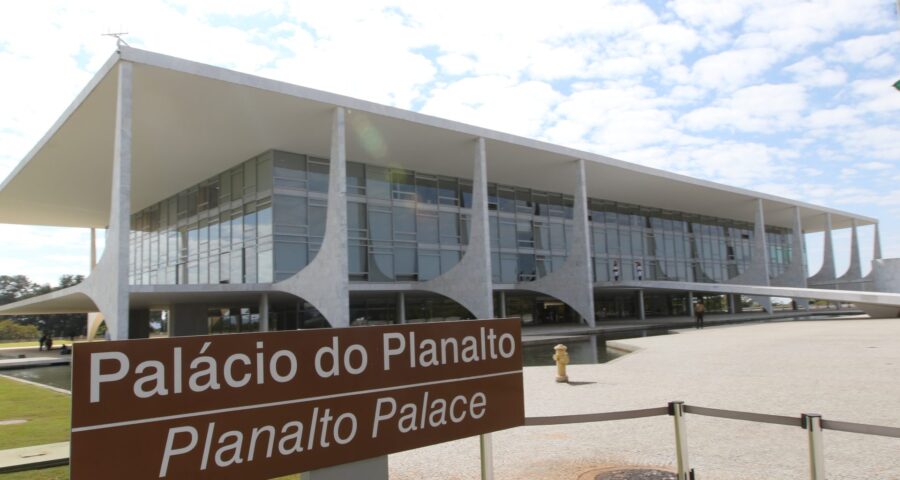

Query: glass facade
<box><xmin>129</xmin><ymin>149</ymin><xmax>794</xmax><ymax>286</ymax></box>
<box><xmin>129</xmin><ymin>152</ymin><xmax>273</xmax><ymax>285</ymax></box>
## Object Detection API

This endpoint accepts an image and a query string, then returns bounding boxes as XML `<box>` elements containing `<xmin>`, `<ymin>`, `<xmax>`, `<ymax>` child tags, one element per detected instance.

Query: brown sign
<box><xmin>71</xmin><ymin>319</ymin><xmax>524</xmax><ymax>479</ymax></box>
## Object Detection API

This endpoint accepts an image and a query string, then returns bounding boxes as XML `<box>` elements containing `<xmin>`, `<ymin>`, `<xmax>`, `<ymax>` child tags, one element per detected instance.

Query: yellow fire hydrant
<box><xmin>552</xmin><ymin>344</ymin><xmax>569</xmax><ymax>383</ymax></box>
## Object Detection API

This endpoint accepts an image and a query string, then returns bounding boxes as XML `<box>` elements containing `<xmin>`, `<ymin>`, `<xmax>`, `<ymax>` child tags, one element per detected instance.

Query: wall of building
<box><xmin>128</xmin><ymin>149</ymin><xmax>795</xmax><ymax>291</ymax></box>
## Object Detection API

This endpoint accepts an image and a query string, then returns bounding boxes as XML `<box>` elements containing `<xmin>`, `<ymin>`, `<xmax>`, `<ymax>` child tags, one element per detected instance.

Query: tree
<box><xmin>0</xmin><ymin>275</ymin><xmax>47</xmax><ymax>305</ymax></box>
<box><xmin>0</xmin><ymin>274</ymin><xmax>87</xmax><ymax>338</ymax></box>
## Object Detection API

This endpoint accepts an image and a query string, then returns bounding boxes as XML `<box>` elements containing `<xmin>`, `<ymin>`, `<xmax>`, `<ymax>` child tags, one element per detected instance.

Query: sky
<box><xmin>0</xmin><ymin>0</ymin><xmax>898</xmax><ymax>287</ymax></box>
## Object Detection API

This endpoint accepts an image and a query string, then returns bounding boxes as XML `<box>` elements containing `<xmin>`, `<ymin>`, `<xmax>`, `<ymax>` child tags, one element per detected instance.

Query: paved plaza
<box><xmin>390</xmin><ymin>318</ymin><xmax>900</xmax><ymax>479</ymax></box>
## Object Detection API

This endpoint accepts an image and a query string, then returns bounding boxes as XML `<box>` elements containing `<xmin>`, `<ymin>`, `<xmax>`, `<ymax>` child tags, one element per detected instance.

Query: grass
<box><xmin>0</xmin><ymin>466</ymin><xmax>68</xmax><ymax>480</ymax></box>
<box><xmin>0</xmin><ymin>377</ymin><xmax>70</xmax><ymax>450</ymax></box>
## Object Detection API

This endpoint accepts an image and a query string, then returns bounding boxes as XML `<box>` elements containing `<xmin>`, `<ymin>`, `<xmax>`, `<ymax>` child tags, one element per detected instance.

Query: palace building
<box><xmin>1</xmin><ymin>46</ymin><xmax>898</xmax><ymax>339</ymax></box>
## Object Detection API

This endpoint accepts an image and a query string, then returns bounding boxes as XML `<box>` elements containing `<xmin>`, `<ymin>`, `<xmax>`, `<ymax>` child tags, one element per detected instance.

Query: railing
<box><xmin>484</xmin><ymin>402</ymin><xmax>900</xmax><ymax>480</ymax></box>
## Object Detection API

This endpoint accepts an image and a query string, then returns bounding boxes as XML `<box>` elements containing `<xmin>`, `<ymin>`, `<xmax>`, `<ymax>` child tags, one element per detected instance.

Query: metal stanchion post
<box><xmin>669</xmin><ymin>401</ymin><xmax>691</xmax><ymax>480</ymax></box>
<box><xmin>480</xmin><ymin>433</ymin><xmax>494</xmax><ymax>480</ymax></box>
<box><xmin>802</xmin><ymin>414</ymin><xmax>825</xmax><ymax>480</ymax></box>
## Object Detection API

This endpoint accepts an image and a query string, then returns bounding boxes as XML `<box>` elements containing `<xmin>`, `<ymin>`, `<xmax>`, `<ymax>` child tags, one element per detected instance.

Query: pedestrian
<box><xmin>694</xmin><ymin>299</ymin><xmax>705</xmax><ymax>329</ymax></box>
<box><xmin>38</xmin><ymin>334</ymin><xmax>46</xmax><ymax>351</ymax></box>
<box><xmin>612</xmin><ymin>261</ymin><xmax>620</xmax><ymax>281</ymax></box>
<box><xmin>45</xmin><ymin>336</ymin><xmax>53</xmax><ymax>351</ymax></box>
<box><xmin>635</xmin><ymin>261</ymin><xmax>643</xmax><ymax>281</ymax></box>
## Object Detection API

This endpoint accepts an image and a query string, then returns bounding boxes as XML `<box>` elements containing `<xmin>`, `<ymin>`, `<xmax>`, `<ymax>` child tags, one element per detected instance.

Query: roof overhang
<box><xmin>0</xmin><ymin>46</ymin><xmax>875</xmax><ymax>232</ymax></box>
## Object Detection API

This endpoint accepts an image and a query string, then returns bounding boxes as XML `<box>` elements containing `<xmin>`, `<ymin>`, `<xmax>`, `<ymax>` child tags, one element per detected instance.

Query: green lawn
<box><xmin>0</xmin><ymin>377</ymin><xmax>70</xmax><ymax>450</ymax></box>
<box><xmin>0</xmin><ymin>466</ymin><xmax>69</xmax><ymax>480</ymax></box>
<box><xmin>0</xmin><ymin>377</ymin><xmax>71</xmax><ymax>479</ymax></box>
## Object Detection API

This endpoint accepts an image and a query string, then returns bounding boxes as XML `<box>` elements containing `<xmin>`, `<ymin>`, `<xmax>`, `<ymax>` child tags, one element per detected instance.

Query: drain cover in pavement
<box><xmin>580</xmin><ymin>467</ymin><xmax>676</xmax><ymax>480</ymax></box>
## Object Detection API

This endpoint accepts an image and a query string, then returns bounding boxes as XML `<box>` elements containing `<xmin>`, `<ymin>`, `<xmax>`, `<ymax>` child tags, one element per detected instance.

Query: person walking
<box><xmin>635</xmin><ymin>261</ymin><xmax>643</xmax><ymax>281</ymax></box>
<box><xmin>612</xmin><ymin>261</ymin><xmax>620</xmax><ymax>281</ymax></box>
<box><xmin>694</xmin><ymin>299</ymin><xmax>705</xmax><ymax>329</ymax></box>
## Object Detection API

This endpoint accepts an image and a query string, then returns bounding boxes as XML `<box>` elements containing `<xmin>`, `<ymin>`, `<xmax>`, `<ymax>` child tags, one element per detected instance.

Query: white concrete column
<box><xmin>259</xmin><ymin>293</ymin><xmax>269</xmax><ymax>332</ymax></box>
<box><xmin>773</xmin><ymin>206</ymin><xmax>808</xmax><ymax>287</ymax></box>
<box><xmin>809</xmin><ymin>213</ymin><xmax>836</xmax><ymax>285</ymax></box>
<box><xmin>275</xmin><ymin>107</ymin><xmax>350</xmax><ymax>327</ymax></box>
<box><xmin>728</xmin><ymin>199</ymin><xmax>770</xmax><ymax>287</ymax></box>
<box><xmin>637</xmin><ymin>289</ymin><xmax>645</xmax><ymax>320</ymax></box>
<box><xmin>419</xmin><ymin>137</ymin><xmax>493</xmax><ymax>319</ymax></box>
<box><xmin>515</xmin><ymin>159</ymin><xmax>595</xmax><ymax>326</ymax></box>
<box><xmin>838</xmin><ymin>219</ymin><xmax>862</xmax><ymax>282</ymax></box>
<box><xmin>81</xmin><ymin>61</ymin><xmax>133</xmax><ymax>340</ymax></box>
<box><xmin>90</xmin><ymin>228</ymin><xmax>97</xmax><ymax>270</ymax></box>
<box><xmin>687</xmin><ymin>292</ymin><xmax>694</xmax><ymax>318</ymax></box>
<box><xmin>499</xmin><ymin>291</ymin><xmax>507</xmax><ymax>318</ymax></box>
<box><xmin>873</xmin><ymin>223</ymin><xmax>882</xmax><ymax>260</ymax></box>
<box><xmin>397</xmin><ymin>292</ymin><xmax>406</xmax><ymax>324</ymax></box>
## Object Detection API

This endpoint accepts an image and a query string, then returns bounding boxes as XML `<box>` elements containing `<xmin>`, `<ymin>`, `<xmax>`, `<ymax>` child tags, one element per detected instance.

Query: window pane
<box><xmin>417</xmin><ymin>213</ymin><xmax>439</xmax><ymax>243</ymax></box>
<box><xmin>257</xmin><ymin>155</ymin><xmax>273</xmax><ymax>192</ymax></box>
<box><xmin>392</xmin><ymin>170</ymin><xmax>415</xmax><ymax>201</ymax></box>
<box><xmin>274</xmin><ymin>152</ymin><xmax>307</xmax><ymax>189</ymax></box>
<box><xmin>348</xmin><ymin>202</ymin><xmax>367</xmax><ymax>232</ymax></box>
<box><xmin>498</xmin><ymin>187</ymin><xmax>515</xmax><ymax>213</ymax></box>
<box><xmin>439</xmin><ymin>212</ymin><xmax>459</xmax><ymax>245</ymax></box>
<box><xmin>395</xmin><ymin>246</ymin><xmax>416</xmax><ymax>275</ymax></box>
<box><xmin>418</xmin><ymin>250</ymin><xmax>440</xmax><ymax>280</ymax></box>
<box><xmin>257</xmin><ymin>205</ymin><xmax>273</xmax><ymax>238</ymax></box>
<box><xmin>309</xmin><ymin>159</ymin><xmax>330</xmax><ymax>193</ymax></box>
<box><xmin>369</xmin><ymin>207</ymin><xmax>392</xmax><ymax>242</ymax></box>
<box><xmin>499</xmin><ymin>221</ymin><xmax>516</xmax><ymax>249</ymax></box>
<box><xmin>348</xmin><ymin>244</ymin><xmax>367</xmax><ymax>275</ymax></box>
<box><xmin>416</xmin><ymin>175</ymin><xmax>438</xmax><ymax>205</ymax></box>
<box><xmin>440</xmin><ymin>250</ymin><xmax>459</xmax><ymax>273</ymax></box>
<box><xmin>347</xmin><ymin>162</ymin><xmax>365</xmax><ymax>195</ymax></box>
<box><xmin>438</xmin><ymin>177</ymin><xmax>458</xmax><ymax>205</ymax></box>
<box><xmin>366</xmin><ymin>165</ymin><xmax>390</xmax><ymax>199</ymax></box>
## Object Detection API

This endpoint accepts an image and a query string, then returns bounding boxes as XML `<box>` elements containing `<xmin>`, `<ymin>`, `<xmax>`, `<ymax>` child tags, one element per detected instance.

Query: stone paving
<box><xmin>389</xmin><ymin>318</ymin><xmax>900</xmax><ymax>480</ymax></box>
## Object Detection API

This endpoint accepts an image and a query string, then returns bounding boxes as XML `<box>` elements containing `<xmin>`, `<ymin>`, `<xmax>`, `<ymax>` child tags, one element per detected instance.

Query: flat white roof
<box><xmin>0</xmin><ymin>46</ymin><xmax>875</xmax><ymax>232</ymax></box>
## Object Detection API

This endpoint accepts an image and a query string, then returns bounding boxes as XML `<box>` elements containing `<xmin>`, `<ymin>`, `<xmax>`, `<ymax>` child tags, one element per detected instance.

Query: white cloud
<box><xmin>436</xmin><ymin>53</ymin><xmax>475</xmax><ymax>76</ymax></box>
<box><xmin>666</xmin><ymin>0</ymin><xmax>750</xmax><ymax>29</ymax></box>
<box><xmin>804</xmin><ymin>107</ymin><xmax>860</xmax><ymax>131</ymax></box>
<box><xmin>784</xmin><ymin>56</ymin><xmax>847</xmax><ymax>87</ymax></box>
<box><xmin>420</xmin><ymin>76</ymin><xmax>561</xmax><ymax>138</ymax></box>
<box><xmin>690</xmin><ymin>48</ymin><xmax>781</xmax><ymax>90</ymax></box>
<box><xmin>858</xmin><ymin>161</ymin><xmax>893</xmax><ymax>171</ymax></box>
<box><xmin>826</xmin><ymin>32</ymin><xmax>900</xmax><ymax>67</ymax></box>
<box><xmin>680</xmin><ymin>83</ymin><xmax>807</xmax><ymax>133</ymax></box>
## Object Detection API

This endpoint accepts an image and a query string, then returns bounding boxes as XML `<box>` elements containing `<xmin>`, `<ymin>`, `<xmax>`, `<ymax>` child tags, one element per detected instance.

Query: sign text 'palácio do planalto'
<box><xmin>70</xmin><ymin>319</ymin><xmax>524</xmax><ymax>479</ymax></box>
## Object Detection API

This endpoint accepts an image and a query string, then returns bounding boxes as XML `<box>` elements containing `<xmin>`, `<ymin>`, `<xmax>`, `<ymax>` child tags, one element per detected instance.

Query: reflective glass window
<box><xmin>309</xmin><ymin>159</ymin><xmax>330</xmax><ymax>193</ymax></box>
<box><xmin>416</xmin><ymin>175</ymin><xmax>438</xmax><ymax>205</ymax></box>
<box><xmin>347</xmin><ymin>162</ymin><xmax>366</xmax><ymax>196</ymax></box>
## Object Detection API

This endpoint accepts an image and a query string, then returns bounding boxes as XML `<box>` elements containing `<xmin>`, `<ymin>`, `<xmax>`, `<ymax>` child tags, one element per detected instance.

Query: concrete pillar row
<box><xmin>274</xmin><ymin>107</ymin><xmax>350</xmax><ymax>327</ymax></box>
<box><xmin>419</xmin><ymin>137</ymin><xmax>494</xmax><ymax>320</ymax></box>
<box><xmin>514</xmin><ymin>159</ymin><xmax>595</xmax><ymax>327</ymax></box>
<box><xmin>81</xmin><ymin>60</ymin><xmax>133</xmax><ymax>340</ymax></box>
